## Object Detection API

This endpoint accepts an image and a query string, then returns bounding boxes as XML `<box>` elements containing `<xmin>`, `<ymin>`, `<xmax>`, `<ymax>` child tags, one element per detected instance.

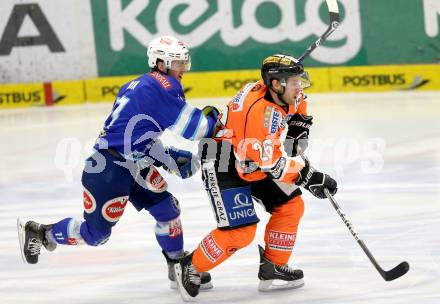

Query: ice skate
<box><xmin>17</xmin><ymin>218</ymin><xmax>57</xmax><ymax>264</ymax></box>
<box><xmin>257</xmin><ymin>245</ymin><xmax>304</xmax><ymax>291</ymax></box>
<box><xmin>173</xmin><ymin>252</ymin><xmax>201</xmax><ymax>301</ymax></box>
<box><xmin>162</xmin><ymin>250</ymin><xmax>213</xmax><ymax>290</ymax></box>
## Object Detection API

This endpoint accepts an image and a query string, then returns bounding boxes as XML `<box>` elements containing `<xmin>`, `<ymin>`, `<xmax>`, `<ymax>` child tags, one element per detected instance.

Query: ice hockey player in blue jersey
<box><xmin>17</xmin><ymin>35</ymin><xmax>218</xmax><ymax>289</ymax></box>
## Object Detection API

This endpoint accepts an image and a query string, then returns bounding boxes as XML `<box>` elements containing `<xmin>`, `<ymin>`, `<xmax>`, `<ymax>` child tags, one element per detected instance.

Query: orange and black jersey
<box><xmin>215</xmin><ymin>80</ymin><xmax>308</xmax><ymax>183</ymax></box>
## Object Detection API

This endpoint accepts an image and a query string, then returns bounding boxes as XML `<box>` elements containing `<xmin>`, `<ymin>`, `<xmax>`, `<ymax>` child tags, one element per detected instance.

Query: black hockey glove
<box><xmin>283</xmin><ymin>113</ymin><xmax>313</xmax><ymax>157</ymax></box>
<box><xmin>295</xmin><ymin>160</ymin><xmax>337</xmax><ymax>199</ymax></box>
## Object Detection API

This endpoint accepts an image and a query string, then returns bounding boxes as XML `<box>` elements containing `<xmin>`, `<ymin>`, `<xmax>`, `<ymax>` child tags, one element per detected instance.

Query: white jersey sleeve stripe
<box><xmin>192</xmin><ymin>115</ymin><xmax>210</xmax><ymax>140</ymax></box>
<box><xmin>171</xmin><ymin>103</ymin><xmax>196</xmax><ymax>135</ymax></box>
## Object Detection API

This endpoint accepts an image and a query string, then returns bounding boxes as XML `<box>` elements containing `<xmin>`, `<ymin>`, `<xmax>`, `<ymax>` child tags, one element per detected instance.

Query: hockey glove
<box><xmin>164</xmin><ymin>147</ymin><xmax>200</xmax><ymax>179</ymax></box>
<box><xmin>284</xmin><ymin>113</ymin><xmax>313</xmax><ymax>157</ymax></box>
<box><xmin>295</xmin><ymin>160</ymin><xmax>337</xmax><ymax>199</ymax></box>
<box><xmin>201</xmin><ymin>105</ymin><xmax>220</xmax><ymax>121</ymax></box>
<box><xmin>201</xmin><ymin>105</ymin><xmax>221</xmax><ymax>137</ymax></box>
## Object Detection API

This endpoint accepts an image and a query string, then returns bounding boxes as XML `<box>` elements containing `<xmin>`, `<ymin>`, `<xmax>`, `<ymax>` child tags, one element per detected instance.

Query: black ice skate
<box><xmin>162</xmin><ymin>251</ymin><xmax>213</xmax><ymax>290</ymax></box>
<box><xmin>17</xmin><ymin>218</ymin><xmax>57</xmax><ymax>264</ymax></box>
<box><xmin>173</xmin><ymin>252</ymin><xmax>201</xmax><ymax>301</ymax></box>
<box><xmin>257</xmin><ymin>245</ymin><xmax>304</xmax><ymax>291</ymax></box>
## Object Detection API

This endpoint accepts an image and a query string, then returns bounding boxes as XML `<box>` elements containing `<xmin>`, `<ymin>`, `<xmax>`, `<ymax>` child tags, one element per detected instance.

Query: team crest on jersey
<box><xmin>83</xmin><ymin>188</ymin><xmax>96</xmax><ymax>214</ymax></box>
<box><xmin>102</xmin><ymin>196</ymin><xmax>129</xmax><ymax>222</ymax></box>
<box><xmin>149</xmin><ymin>71</ymin><xmax>171</xmax><ymax>89</ymax></box>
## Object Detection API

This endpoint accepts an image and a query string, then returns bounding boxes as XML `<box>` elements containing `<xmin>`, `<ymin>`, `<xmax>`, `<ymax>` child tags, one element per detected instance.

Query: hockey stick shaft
<box><xmin>298</xmin><ymin>0</ymin><xmax>340</xmax><ymax>63</ymax></box>
<box><xmin>298</xmin><ymin>150</ymin><xmax>409</xmax><ymax>281</ymax></box>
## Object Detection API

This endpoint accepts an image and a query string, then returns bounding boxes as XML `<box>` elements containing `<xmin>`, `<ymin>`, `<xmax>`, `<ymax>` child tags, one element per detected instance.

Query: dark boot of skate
<box><xmin>17</xmin><ymin>219</ymin><xmax>57</xmax><ymax>264</ymax></box>
<box><xmin>173</xmin><ymin>252</ymin><xmax>201</xmax><ymax>301</ymax></box>
<box><xmin>257</xmin><ymin>245</ymin><xmax>304</xmax><ymax>291</ymax></box>
<box><xmin>162</xmin><ymin>250</ymin><xmax>212</xmax><ymax>290</ymax></box>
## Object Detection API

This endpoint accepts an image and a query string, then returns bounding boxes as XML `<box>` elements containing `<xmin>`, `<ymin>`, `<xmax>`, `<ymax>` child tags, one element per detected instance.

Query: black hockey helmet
<box><xmin>261</xmin><ymin>54</ymin><xmax>310</xmax><ymax>88</ymax></box>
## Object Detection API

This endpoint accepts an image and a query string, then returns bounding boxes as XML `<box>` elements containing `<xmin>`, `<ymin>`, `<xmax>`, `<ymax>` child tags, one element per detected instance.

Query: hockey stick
<box><xmin>297</xmin><ymin>0</ymin><xmax>340</xmax><ymax>63</ymax></box>
<box><xmin>298</xmin><ymin>150</ymin><xmax>410</xmax><ymax>281</ymax></box>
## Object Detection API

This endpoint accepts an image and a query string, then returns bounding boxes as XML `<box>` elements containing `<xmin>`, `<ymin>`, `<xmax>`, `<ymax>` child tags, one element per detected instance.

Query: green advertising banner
<box><xmin>91</xmin><ymin>0</ymin><xmax>440</xmax><ymax>77</ymax></box>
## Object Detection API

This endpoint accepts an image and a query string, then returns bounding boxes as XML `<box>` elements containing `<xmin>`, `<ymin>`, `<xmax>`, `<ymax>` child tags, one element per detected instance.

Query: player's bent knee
<box><xmin>148</xmin><ymin>195</ymin><xmax>181</xmax><ymax>222</ymax></box>
<box><xmin>214</xmin><ymin>223</ymin><xmax>257</xmax><ymax>251</ymax></box>
<box><xmin>80</xmin><ymin>221</ymin><xmax>111</xmax><ymax>246</ymax></box>
<box><xmin>273</xmin><ymin>196</ymin><xmax>305</xmax><ymax>220</ymax></box>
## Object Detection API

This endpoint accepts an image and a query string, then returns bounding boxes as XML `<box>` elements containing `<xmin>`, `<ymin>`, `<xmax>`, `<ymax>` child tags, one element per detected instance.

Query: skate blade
<box><xmin>258</xmin><ymin>278</ymin><xmax>305</xmax><ymax>292</ymax></box>
<box><xmin>170</xmin><ymin>281</ymin><xmax>213</xmax><ymax>291</ymax></box>
<box><xmin>16</xmin><ymin>218</ymin><xmax>28</xmax><ymax>264</ymax></box>
<box><xmin>173</xmin><ymin>264</ymin><xmax>196</xmax><ymax>302</ymax></box>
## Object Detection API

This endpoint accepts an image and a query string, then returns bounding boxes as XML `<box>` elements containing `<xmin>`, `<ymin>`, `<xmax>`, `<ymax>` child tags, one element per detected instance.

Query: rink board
<box><xmin>0</xmin><ymin>64</ymin><xmax>439</xmax><ymax>109</ymax></box>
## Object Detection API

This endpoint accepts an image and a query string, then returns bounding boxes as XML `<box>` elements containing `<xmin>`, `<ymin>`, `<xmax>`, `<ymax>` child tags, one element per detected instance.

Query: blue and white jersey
<box><xmin>94</xmin><ymin>71</ymin><xmax>215</xmax><ymax>160</ymax></box>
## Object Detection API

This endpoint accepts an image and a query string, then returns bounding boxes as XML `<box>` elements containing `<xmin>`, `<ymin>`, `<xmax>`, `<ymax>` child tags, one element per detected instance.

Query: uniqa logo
<box><xmin>233</xmin><ymin>193</ymin><xmax>253</xmax><ymax>209</ymax></box>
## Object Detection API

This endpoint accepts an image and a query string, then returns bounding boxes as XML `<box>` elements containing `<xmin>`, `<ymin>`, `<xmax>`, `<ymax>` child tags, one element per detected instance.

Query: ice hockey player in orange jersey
<box><xmin>174</xmin><ymin>54</ymin><xmax>338</xmax><ymax>301</ymax></box>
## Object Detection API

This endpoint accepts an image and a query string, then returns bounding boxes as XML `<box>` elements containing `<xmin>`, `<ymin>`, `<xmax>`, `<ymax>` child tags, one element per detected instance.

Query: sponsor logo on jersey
<box><xmin>149</xmin><ymin>71</ymin><xmax>172</xmax><ymax>89</ymax></box>
<box><xmin>203</xmin><ymin>162</ymin><xmax>229</xmax><ymax>226</ymax></box>
<box><xmin>102</xmin><ymin>196</ymin><xmax>129</xmax><ymax>222</ymax></box>
<box><xmin>268</xmin><ymin>230</ymin><xmax>296</xmax><ymax>251</ymax></box>
<box><xmin>169</xmin><ymin>218</ymin><xmax>182</xmax><ymax>238</ymax></box>
<box><xmin>264</xmin><ymin>106</ymin><xmax>272</xmax><ymax>128</ymax></box>
<box><xmin>232</xmin><ymin>193</ymin><xmax>253</xmax><ymax>209</ymax></box>
<box><xmin>231</xmin><ymin>83</ymin><xmax>254</xmax><ymax>112</ymax></box>
<box><xmin>228</xmin><ymin>207</ymin><xmax>256</xmax><ymax>221</ymax></box>
<box><xmin>269</xmin><ymin>109</ymin><xmax>280</xmax><ymax>134</ymax></box>
<box><xmin>201</xmin><ymin>233</ymin><xmax>224</xmax><ymax>262</ymax></box>
<box><xmin>83</xmin><ymin>188</ymin><xmax>96</xmax><ymax>214</ymax></box>
<box><xmin>145</xmin><ymin>167</ymin><xmax>168</xmax><ymax>193</ymax></box>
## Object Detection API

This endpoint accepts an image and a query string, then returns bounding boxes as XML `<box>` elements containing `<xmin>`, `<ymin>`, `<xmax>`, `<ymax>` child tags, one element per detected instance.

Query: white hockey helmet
<box><xmin>147</xmin><ymin>35</ymin><xmax>191</xmax><ymax>72</ymax></box>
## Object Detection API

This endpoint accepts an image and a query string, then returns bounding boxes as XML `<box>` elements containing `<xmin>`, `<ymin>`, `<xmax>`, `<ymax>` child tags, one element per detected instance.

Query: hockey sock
<box><xmin>155</xmin><ymin>217</ymin><xmax>184</xmax><ymax>258</ymax></box>
<box><xmin>264</xmin><ymin>196</ymin><xmax>304</xmax><ymax>265</ymax></box>
<box><xmin>50</xmin><ymin>218</ymin><xmax>85</xmax><ymax>245</ymax></box>
<box><xmin>192</xmin><ymin>224</ymin><xmax>257</xmax><ymax>272</ymax></box>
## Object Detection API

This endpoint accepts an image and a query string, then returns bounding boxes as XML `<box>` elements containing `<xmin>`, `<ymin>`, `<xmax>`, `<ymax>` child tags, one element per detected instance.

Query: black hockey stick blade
<box><xmin>382</xmin><ymin>261</ymin><xmax>410</xmax><ymax>281</ymax></box>
<box><xmin>298</xmin><ymin>0</ymin><xmax>340</xmax><ymax>63</ymax></box>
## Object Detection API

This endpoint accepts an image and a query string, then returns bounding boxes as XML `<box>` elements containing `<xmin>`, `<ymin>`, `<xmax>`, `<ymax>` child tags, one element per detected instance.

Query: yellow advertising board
<box><xmin>182</xmin><ymin>67</ymin><xmax>330</xmax><ymax>99</ymax></box>
<box><xmin>330</xmin><ymin>64</ymin><xmax>440</xmax><ymax>92</ymax></box>
<box><xmin>51</xmin><ymin>80</ymin><xmax>85</xmax><ymax>106</ymax></box>
<box><xmin>84</xmin><ymin>75</ymin><xmax>134</xmax><ymax>103</ymax></box>
<box><xmin>0</xmin><ymin>83</ymin><xmax>45</xmax><ymax>109</ymax></box>
<box><xmin>0</xmin><ymin>64</ymin><xmax>438</xmax><ymax>110</ymax></box>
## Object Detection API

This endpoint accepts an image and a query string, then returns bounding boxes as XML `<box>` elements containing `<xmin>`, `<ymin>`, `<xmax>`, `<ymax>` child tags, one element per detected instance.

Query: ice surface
<box><xmin>0</xmin><ymin>92</ymin><xmax>439</xmax><ymax>304</ymax></box>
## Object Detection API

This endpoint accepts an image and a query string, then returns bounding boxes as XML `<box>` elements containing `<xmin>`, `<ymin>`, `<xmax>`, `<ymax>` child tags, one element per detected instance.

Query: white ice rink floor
<box><xmin>0</xmin><ymin>92</ymin><xmax>439</xmax><ymax>304</ymax></box>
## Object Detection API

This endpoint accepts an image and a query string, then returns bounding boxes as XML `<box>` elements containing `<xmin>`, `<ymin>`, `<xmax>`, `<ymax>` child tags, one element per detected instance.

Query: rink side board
<box><xmin>0</xmin><ymin>64</ymin><xmax>439</xmax><ymax>109</ymax></box>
